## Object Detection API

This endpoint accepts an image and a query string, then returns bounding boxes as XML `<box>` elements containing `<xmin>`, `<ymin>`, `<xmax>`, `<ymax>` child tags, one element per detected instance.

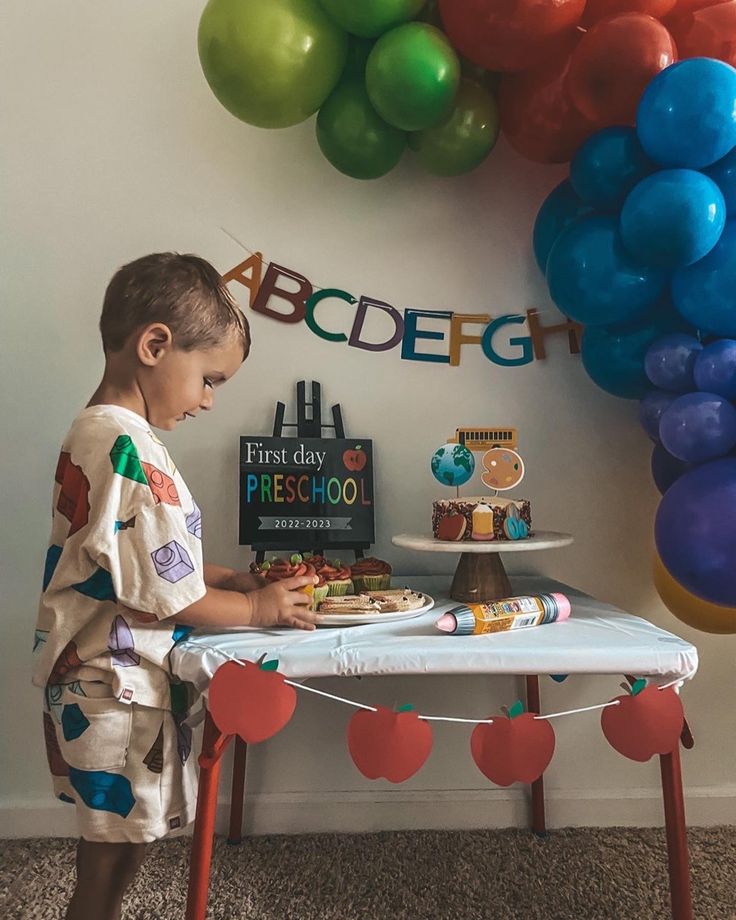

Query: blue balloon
<box><xmin>581</xmin><ymin>308</ymin><xmax>690</xmax><ymax>399</ymax></box>
<box><xmin>637</xmin><ymin>59</ymin><xmax>736</xmax><ymax>169</ymax></box>
<box><xmin>620</xmin><ymin>170</ymin><xmax>726</xmax><ymax>269</ymax></box>
<box><xmin>704</xmin><ymin>146</ymin><xmax>736</xmax><ymax>215</ymax></box>
<box><xmin>640</xmin><ymin>389</ymin><xmax>677</xmax><ymax>440</ymax></box>
<box><xmin>644</xmin><ymin>333</ymin><xmax>702</xmax><ymax>392</ymax></box>
<box><xmin>672</xmin><ymin>220</ymin><xmax>736</xmax><ymax>336</ymax></box>
<box><xmin>570</xmin><ymin>127</ymin><xmax>654</xmax><ymax>211</ymax></box>
<box><xmin>655</xmin><ymin>457</ymin><xmax>736</xmax><ymax>605</ymax></box>
<box><xmin>532</xmin><ymin>180</ymin><xmax>593</xmax><ymax>274</ymax></box>
<box><xmin>694</xmin><ymin>338</ymin><xmax>736</xmax><ymax>399</ymax></box>
<box><xmin>659</xmin><ymin>391</ymin><xmax>736</xmax><ymax>462</ymax></box>
<box><xmin>546</xmin><ymin>215</ymin><xmax>666</xmax><ymax>327</ymax></box>
<box><xmin>651</xmin><ymin>442</ymin><xmax>695</xmax><ymax>495</ymax></box>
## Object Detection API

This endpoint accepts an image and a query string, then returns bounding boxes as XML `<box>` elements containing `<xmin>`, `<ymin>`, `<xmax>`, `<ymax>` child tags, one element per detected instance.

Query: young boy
<box><xmin>32</xmin><ymin>253</ymin><xmax>316</xmax><ymax>920</ymax></box>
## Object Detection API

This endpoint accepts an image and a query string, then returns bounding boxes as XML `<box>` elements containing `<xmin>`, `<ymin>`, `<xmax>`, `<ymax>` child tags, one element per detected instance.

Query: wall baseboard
<box><xmin>3</xmin><ymin>785</ymin><xmax>735</xmax><ymax>838</ymax></box>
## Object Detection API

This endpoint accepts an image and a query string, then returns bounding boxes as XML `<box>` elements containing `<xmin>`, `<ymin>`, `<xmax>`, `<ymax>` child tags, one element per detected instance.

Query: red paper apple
<box><xmin>471</xmin><ymin>702</ymin><xmax>555</xmax><ymax>786</ymax></box>
<box><xmin>601</xmin><ymin>682</ymin><xmax>684</xmax><ymax>762</ymax></box>
<box><xmin>347</xmin><ymin>705</ymin><xmax>433</xmax><ymax>783</ymax></box>
<box><xmin>208</xmin><ymin>659</ymin><xmax>296</xmax><ymax>743</ymax></box>
<box><xmin>343</xmin><ymin>445</ymin><xmax>367</xmax><ymax>472</ymax></box>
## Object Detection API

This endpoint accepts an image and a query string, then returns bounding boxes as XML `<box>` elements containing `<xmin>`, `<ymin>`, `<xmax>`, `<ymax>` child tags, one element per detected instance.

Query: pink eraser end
<box><xmin>550</xmin><ymin>592</ymin><xmax>571</xmax><ymax>621</ymax></box>
<box><xmin>435</xmin><ymin>613</ymin><xmax>457</xmax><ymax>633</ymax></box>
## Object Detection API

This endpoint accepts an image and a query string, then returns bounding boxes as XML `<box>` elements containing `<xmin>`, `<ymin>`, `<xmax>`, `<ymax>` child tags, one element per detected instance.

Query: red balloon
<box><xmin>668</xmin><ymin>0</ymin><xmax>736</xmax><ymax>66</ymax></box>
<box><xmin>583</xmin><ymin>0</ymin><xmax>677</xmax><ymax>25</ymax></box>
<box><xmin>567</xmin><ymin>13</ymin><xmax>677</xmax><ymax>126</ymax></box>
<box><xmin>438</xmin><ymin>0</ymin><xmax>585</xmax><ymax>73</ymax></box>
<box><xmin>499</xmin><ymin>51</ymin><xmax>596</xmax><ymax>163</ymax></box>
<box><xmin>668</xmin><ymin>0</ymin><xmax>729</xmax><ymax>13</ymax></box>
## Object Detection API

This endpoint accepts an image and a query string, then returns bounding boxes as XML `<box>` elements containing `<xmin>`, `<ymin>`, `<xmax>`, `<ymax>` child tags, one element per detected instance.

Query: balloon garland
<box><xmin>196</xmin><ymin>1</ymin><xmax>736</xmax><ymax>633</ymax></box>
<box><xmin>197</xmin><ymin>0</ymin><xmax>736</xmax><ymax>178</ymax></box>
<box><xmin>536</xmin><ymin>57</ymin><xmax>736</xmax><ymax>634</ymax></box>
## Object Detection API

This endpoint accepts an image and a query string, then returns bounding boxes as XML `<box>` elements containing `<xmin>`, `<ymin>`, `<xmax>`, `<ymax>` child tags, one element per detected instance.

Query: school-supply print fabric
<box><xmin>33</xmin><ymin>405</ymin><xmax>206</xmax><ymax>711</ymax></box>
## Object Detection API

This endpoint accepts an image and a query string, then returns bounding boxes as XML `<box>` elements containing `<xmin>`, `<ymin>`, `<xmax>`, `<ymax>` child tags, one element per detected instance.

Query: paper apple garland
<box><xmin>470</xmin><ymin>700</ymin><xmax>556</xmax><ymax>786</ymax></box>
<box><xmin>208</xmin><ymin>658</ymin><xmax>296</xmax><ymax>743</ymax></box>
<box><xmin>205</xmin><ymin>658</ymin><xmax>688</xmax><ymax>782</ymax></box>
<box><xmin>601</xmin><ymin>679</ymin><xmax>684</xmax><ymax>762</ymax></box>
<box><xmin>347</xmin><ymin>704</ymin><xmax>433</xmax><ymax>782</ymax></box>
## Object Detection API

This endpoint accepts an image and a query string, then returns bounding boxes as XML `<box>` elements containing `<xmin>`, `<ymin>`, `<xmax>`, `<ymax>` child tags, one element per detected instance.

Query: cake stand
<box><xmin>391</xmin><ymin>532</ymin><xmax>574</xmax><ymax>604</ymax></box>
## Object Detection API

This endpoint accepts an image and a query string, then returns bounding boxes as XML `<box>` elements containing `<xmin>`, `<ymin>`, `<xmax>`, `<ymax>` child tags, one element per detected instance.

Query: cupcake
<box><xmin>264</xmin><ymin>555</ymin><xmax>317</xmax><ymax>605</ymax></box>
<box><xmin>312</xmin><ymin>571</ymin><xmax>330</xmax><ymax>609</ymax></box>
<box><xmin>316</xmin><ymin>559</ymin><xmax>354</xmax><ymax>596</ymax></box>
<box><xmin>350</xmin><ymin>557</ymin><xmax>392</xmax><ymax>591</ymax></box>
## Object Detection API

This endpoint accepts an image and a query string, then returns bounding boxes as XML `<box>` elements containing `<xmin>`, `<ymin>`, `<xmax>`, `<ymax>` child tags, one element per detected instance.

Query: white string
<box><xmin>283</xmin><ymin>679</ymin><xmax>377</xmax><ymax>712</ymax></box>
<box><xmin>178</xmin><ymin>638</ymin><xmax>693</xmax><ymax>724</ymax></box>
<box><xmin>220</xmin><ymin>227</ymin><xmax>570</xmax><ymax>321</ymax></box>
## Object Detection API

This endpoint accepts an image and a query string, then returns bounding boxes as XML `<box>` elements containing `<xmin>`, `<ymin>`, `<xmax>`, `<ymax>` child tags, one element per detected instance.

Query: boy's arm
<box><xmin>167</xmin><ymin>575</ymin><xmax>317</xmax><ymax>630</ymax></box>
<box><xmin>203</xmin><ymin>563</ymin><xmax>236</xmax><ymax>589</ymax></box>
<box><xmin>204</xmin><ymin>563</ymin><xmax>266</xmax><ymax>593</ymax></box>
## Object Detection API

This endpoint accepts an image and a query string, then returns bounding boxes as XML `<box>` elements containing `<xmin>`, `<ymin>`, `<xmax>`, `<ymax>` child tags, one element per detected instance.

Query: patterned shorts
<box><xmin>43</xmin><ymin>682</ymin><xmax>199</xmax><ymax>843</ymax></box>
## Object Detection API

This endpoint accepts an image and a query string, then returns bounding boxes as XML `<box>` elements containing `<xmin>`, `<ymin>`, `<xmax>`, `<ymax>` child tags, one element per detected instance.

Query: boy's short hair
<box><xmin>100</xmin><ymin>252</ymin><xmax>250</xmax><ymax>357</ymax></box>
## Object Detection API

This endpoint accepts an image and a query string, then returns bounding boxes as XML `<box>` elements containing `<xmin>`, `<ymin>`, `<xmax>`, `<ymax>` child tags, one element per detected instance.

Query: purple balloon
<box><xmin>639</xmin><ymin>389</ymin><xmax>677</xmax><ymax>440</ymax></box>
<box><xmin>651</xmin><ymin>442</ymin><xmax>694</xmax><ymax>494</ymax></box>
<box><xmin>659</xmin><ymin>392</ymin><xmax>736</xmax><ymax>462</ymax></box>
<box><xmin>655</xmin><ymin>457</ymin><xmax>736</xmax><ymax>605</ymax></box>
<box><xmin>694</xmin><ymin>338</ymin><xmax>736</xmax><ymax>400</ymax></box>
<box><xmin>644</xmin><ymin>333</ymin><xmax>702</xmax><ymax>392</ymax></box>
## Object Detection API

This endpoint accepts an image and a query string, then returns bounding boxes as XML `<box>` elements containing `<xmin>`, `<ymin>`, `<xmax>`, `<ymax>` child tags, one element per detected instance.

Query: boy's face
<box><xmin>139</xmin><ymin>330</ymin><xmax>244</xmax><ymax>431</ymax></box>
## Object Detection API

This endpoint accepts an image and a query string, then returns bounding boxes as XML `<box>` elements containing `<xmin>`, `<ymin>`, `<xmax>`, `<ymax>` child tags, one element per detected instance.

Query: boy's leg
<box><xmin>66</xmin><ymin>838</ymin><xmax>147</xmax><ymax>920</ymax></box>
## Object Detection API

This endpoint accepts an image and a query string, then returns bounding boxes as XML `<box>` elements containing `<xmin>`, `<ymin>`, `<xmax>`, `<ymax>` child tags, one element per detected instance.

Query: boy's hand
<box><xmin>248</xmin><ymin>575</ymin><xmax>318</xmax><ymax>631</ymax></box>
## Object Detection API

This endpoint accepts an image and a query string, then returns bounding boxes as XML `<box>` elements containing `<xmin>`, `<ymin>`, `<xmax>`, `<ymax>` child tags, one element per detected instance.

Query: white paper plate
<box><xmin>315</xmin><ymin>594</ymin><xmax>435</xmax><ymax>627</ymax></box>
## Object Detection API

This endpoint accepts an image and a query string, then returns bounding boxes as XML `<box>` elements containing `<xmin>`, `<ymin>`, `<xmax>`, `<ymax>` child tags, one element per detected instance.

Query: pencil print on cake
<box><xmin>431</xmin><ymin>427</ymin><xmax>531</xmax><ymax>542</ymax></box>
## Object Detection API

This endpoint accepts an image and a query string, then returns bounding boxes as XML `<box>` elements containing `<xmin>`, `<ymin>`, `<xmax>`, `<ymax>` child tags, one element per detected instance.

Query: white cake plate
<box><xmin>392</xmin><ymin>531</ymin><xmax>573</xmax><ymax>604</ymax></box>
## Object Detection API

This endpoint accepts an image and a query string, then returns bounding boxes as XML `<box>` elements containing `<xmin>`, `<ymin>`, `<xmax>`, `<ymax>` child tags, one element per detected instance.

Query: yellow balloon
<box><xmin>654</xmin><ymin>554</ymin><xmax>736</xmax><ymax>635</ymax></box>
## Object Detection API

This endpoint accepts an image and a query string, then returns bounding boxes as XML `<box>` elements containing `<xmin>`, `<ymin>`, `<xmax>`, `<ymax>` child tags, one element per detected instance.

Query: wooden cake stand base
<box><xmin>391</xmin><ymin>532</ymin><xmax>574</xmax><ymax>604</ymax></box>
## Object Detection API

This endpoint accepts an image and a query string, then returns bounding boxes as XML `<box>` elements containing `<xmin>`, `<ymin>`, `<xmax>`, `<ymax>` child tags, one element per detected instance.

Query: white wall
<box><xmin>2</xmin><ymin>1</ymin><xmax>734</xmax><ymax>837</ymax></box>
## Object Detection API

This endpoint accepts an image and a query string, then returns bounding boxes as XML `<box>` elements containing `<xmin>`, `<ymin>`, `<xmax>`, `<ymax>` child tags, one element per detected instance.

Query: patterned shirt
<box><xmin>32</xmin><ymin>405</ymin><xmax>206</xmax><ymax>711</ymax></box>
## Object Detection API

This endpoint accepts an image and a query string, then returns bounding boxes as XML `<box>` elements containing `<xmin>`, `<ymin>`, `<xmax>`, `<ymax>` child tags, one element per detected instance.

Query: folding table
<box><xmin>171</xmin><ymin>574</ymin><xmax>699</xmax><ymax>920</ymax></box>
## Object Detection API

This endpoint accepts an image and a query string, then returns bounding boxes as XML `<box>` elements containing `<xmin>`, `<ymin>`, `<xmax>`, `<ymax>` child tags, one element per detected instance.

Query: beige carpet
<box><xmin>1</xmin><ymin>827</ymin><xmax>735</xmax><ymax>919</ymax></box>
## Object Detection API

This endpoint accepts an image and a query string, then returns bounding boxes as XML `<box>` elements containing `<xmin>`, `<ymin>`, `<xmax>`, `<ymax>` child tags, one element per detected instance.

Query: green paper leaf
<box><xmin>260</xmin><ymin>659</ymin><xmax>279</xmax><ymax>671</ymax></box>
<box><xmin>508</xmin><ymin>699</ymin><xmax>525</xmax><ymax>719</ymax></box>
<box><xmin>631</xmin><ymin>678</ymin><xmax>647</xmax><ymax>696</ymax></box>
<box><xmin>397</xmin><ymin>703</ymin><xmax>414</xmax><ymax>713</ymax></box>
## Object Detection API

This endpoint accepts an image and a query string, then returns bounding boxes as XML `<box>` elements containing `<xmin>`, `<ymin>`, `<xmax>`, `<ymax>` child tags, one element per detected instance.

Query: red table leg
<box><xmin>525</xmin><ymin>674</ymin><xmax>547</xmax><ymax>836</ymax></box>
<box><xmin>186</xmin><ymin>710</ymin><xmax>233</xmax><ymax>920</ymax></box>
<box><xmin>227</xmin><ymin>737</ymin><xmax>248</xmax><ymax>845</ymax></box>
<box><xmin>660</xmin><ymin>744</ymin><xmax>693</xmax><ymax>920</ymax></box>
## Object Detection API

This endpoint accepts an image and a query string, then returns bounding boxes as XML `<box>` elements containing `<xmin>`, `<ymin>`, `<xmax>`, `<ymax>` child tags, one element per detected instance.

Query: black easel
<box><xmin>253</xmin><ymin>381</ymin><xmax>365</xmax><ymax>565</ymax></box>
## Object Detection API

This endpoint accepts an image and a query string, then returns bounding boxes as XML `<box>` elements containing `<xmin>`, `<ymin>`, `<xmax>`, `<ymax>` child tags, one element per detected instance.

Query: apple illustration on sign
<box><xmin>347</xmin><ymin>704</ymin><xmax>433</xmax><ymax>783</ymax></box>
<box><xmin>208</xmin><ymin>658</ymin><xmax>296</xmax><ymax>743</ymax></box>
<box><xmin>470</xmin><ymin>700</ymin><xmax>555</xmax><ymax>786</ymax></box>
<box><xmin>601</xmin><ymin>680</ymin><xmax>684</xmax><ymax>762</ymax></box>
<box><xmin>343</xmin><ymin>444</ymin><xmax>367</xmax><ymax>472</ymax></box>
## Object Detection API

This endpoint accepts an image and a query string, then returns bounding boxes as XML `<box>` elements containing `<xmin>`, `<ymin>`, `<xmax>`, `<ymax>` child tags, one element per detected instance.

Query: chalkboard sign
<box><xmin>239</xmin><ymin>436</ymin><xmax>375</xmax><ymax>551</ymax></box>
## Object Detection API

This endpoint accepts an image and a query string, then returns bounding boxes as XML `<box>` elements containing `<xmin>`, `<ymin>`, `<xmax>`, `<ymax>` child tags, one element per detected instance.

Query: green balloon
<box><xmin>409</xmin><ymin>79</ymin><xmax>499</xmax><ymax>176</ymax></box>
<box><xmin>342</xmin><ymin>36</ymin><xmax>375</xmax><ymax>81</ymax></box>
<box><xmin>198</xmin><ymin>0</ymin><xmax>348</xmax><ymax>129</ymax></box>
<box><xmin>366</xmin><ymin>23</ymin><xmax>460</xmax><ymax>131</ymax></box>
<box><xmin>318</xmin><ymin>0</ymin><xmax>426</xmax><ymax>38</ymax></box>
<box><xmin>317</xmin><ymin>82</ymin><xmax>406</xmax><ymax>179</ymax></box>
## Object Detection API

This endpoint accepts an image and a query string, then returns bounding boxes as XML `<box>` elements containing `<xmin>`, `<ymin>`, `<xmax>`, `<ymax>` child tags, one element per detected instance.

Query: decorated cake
<box><xmin>432</xmin><ymin>497</ymin><xmax>532</xmax><ymax>542</ymax></box>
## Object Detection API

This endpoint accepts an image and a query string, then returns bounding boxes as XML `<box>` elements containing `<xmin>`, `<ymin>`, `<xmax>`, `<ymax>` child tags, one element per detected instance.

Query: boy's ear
<box><xmin>137</xmin><ymin>323</ymin><xmax>173</xmax><ymax>366</ymax></box>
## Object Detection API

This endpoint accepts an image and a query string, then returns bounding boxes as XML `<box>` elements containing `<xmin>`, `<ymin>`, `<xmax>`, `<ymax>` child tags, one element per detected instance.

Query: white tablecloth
<box><xmin>170</xmin><ymin>575</ymin><xmax>698</xmax><ymax>693</ymax></box>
